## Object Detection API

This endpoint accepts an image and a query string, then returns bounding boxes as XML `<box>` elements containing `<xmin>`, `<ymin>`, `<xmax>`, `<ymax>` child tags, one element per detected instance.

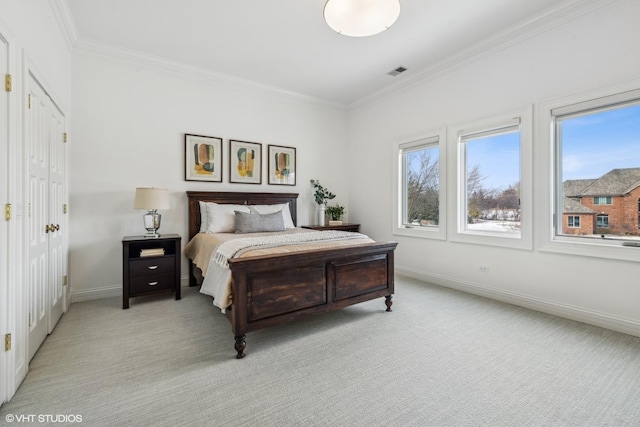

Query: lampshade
<box><xmin>324</xmin><ymin>0</ymin><xmax>400</xmax><ymax>37</ymax></box>
<box><xmin>134</xmin><ymin>187</ymin><xmax>170</xmax><ymax>210</ymax></box>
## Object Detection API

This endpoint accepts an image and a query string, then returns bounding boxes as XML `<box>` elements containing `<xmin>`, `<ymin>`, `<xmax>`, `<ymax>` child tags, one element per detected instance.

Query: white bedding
<box><xmin>184</xmin><ymin>228</ymin><xmax>374</xmax><ymax>312</ymax></box>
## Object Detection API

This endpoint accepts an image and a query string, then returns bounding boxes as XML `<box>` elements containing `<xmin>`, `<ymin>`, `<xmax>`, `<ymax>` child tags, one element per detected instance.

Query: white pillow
<box><xmin>199</xmin><ymin>201</ymin><xmax>214</xmax><ymax>233</ymax></box>
<box><xmin>249</xmin><ymin>203</ymin><xmax>295</xmax><ymax>229</ymax></box>
<box><xmin>205</xmin><ymin>203</ymin><xmax>250</xmax><ymax>233</ymax></box>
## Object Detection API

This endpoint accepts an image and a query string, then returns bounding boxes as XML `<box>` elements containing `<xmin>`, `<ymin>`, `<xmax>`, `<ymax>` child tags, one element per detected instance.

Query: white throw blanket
<box><xmin>212</xmin><ymin>230</ymin><xmax>369</xmax><ymax>269</ymax></box>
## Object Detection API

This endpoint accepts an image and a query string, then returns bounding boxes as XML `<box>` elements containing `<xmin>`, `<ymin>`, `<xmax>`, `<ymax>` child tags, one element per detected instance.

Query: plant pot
<box><xmin>318</xmin><ymin>205</ymin><xmax>326</xmax><ymax>226</ymax></box>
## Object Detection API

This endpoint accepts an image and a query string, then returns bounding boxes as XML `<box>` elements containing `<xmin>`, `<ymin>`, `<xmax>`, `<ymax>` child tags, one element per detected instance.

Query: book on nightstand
<box><xmin>140</xmin><ymin>248</ymin><xmax>165</xmax><ymax>257</ymax></box>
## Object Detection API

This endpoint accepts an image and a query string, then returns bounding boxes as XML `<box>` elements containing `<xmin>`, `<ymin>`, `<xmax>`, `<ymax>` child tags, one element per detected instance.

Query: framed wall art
<box><xmin>185</xmin><ymin>134</ymin><xmax>223</xmax><ymax>182</ymax></box>
<box><xmin>268</xmin><ymin>144</ymin><xmax>296</xmax><ymax>185</ymax></box>
<box><xmin>229</xmin><ymin>139</ymin><xmax>262</xmax><ymax>184</ymax></box>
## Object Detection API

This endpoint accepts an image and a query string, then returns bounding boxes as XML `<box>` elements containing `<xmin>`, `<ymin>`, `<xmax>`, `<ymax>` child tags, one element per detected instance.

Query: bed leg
<box><xmin>385</xmin><ymin>295</ymin><xmax>393</xmax><ymax>312</ymax></box>
<box><xmin>234</xmin><ymin>334</ymin><xmax>246</xmax><ymax>359</ymax></box>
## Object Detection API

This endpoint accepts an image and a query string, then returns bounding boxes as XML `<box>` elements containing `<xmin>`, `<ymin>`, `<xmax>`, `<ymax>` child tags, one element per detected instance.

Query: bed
<box><xmin>185</xmin><ymin>191</ymin><xmax>397</xmax><ymax>358</ymax></box>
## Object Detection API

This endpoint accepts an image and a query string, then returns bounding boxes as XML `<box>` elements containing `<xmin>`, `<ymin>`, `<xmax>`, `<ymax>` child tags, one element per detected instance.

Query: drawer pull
<box><xmin>148</xmin><ymin>281</ymin><xmax>159</xmax><ymax>286</ymax></box>
<box><xmin>148</xmin><ymin>265</ymin><xmax>159</xmax><ymax>270</ymax></box>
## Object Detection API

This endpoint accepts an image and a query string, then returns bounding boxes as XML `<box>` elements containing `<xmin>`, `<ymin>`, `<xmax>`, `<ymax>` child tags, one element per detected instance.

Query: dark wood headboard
<box><xmin>186</xmin><ymin>191</ymin><xmax>298</xmax><ymax>240</ymax></box>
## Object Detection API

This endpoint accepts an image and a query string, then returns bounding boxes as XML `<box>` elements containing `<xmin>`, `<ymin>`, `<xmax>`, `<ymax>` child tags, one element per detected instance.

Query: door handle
<box><xmin>45</xmin><ymin>224</ymin><xmax>60</xmax><ymax>233</ymax></box>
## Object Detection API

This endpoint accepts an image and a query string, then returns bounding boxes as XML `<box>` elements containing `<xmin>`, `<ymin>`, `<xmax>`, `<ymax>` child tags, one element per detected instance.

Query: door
<box><xmin>0</xmin><ymin>32</ymin><xmax>9</xmax><ymax>406</ymax></box>
<box><xmin>26</xmin><ymin>75</ymin><xmax>65</xmax><ymax>362</ymax></box>
<box><xmin>47</xmin><ymin>100</ymin><xmax>65</xmax><ymax>329</ymax></box>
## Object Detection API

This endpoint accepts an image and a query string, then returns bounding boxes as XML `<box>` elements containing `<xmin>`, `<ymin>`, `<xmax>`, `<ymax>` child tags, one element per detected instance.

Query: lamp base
<box><xmin>143</xmin><ymin>210</ymin><xmax>162</xmax><ymax>239</ymax></box>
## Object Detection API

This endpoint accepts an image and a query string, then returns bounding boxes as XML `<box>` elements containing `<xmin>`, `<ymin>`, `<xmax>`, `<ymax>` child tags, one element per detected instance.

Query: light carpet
<box><xmin>2</xmin><ymin>276</ymin><xmax>640</xmax><ymax>426</ymax></box>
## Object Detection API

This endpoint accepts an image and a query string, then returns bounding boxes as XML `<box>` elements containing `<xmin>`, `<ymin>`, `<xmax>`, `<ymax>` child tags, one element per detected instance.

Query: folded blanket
<box><xmin>212</xmin><ymin>230</ymin><xmax>368</xmax><ymax>269</ymax></box>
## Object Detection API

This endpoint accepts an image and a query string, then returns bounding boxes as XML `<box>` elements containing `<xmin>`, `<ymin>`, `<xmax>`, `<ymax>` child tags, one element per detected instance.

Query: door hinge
<box><xmin>63</xmin><ymin>275</ymin><xmax>68</xmax><ymax>286</ymax></box>
<box><xmin>28</xmin><ymin>313</ymin><xmax>32</xmax><ymax>328</ymax></box>
<box><xmin>28</xmin><ymin>94</ymin><xmax>31</xmax><ymax>109</ymax></box>
<box><xmin>5</xmin><ymin>74</ymin><xmax>11</xmax><ymax>92</ymax></box>
<box><xmin>63</xmin><ymin>132</ymin><xmax>67</xmax><ymax>143</ymax></box>
<box><xmin>28</xmin><ymin>203</ymin><xmax>31</xmax><ymax>218</ymax></box>
<box><xmin>63</xmin><ymin>203</ymin><xmax>67</xmax><ymax>214</ymax></box>
<box><xmin>4</xmin><ymin>203</ymin><xmax>10</xmax><ymax>221</ymax></box>
<box><xmin>5</xmin><ymin>333</ymin><xmax>11</xmax><ymax>351</ymax></box>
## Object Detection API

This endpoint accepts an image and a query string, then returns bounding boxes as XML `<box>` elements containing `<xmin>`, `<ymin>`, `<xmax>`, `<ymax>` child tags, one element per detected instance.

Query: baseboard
<box><xmin>71</xmin><ymin>285</ymin><xmax>121</xmax><ymax>303</ymax></box>
<box><xmin>397</xmin><ymin>266</ymin><xmax>640</xmax><ymax>338</ymax></box>
<box><xmin>71</xmin><ymin>275</ymin><xmax>193</xmax><ymax>303</ymax></box>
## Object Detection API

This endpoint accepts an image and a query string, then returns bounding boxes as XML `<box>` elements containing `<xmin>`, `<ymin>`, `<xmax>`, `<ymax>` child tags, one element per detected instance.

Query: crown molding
<box><xmin>349</xmin><ymin>0</ymin><xmax>618</xmax><ymax>111</ymax></box>
<box><xmin>73</xmin><ymin>38</ymin><xmax>347</xmax><ymax>112</ymax></box>
<box><xmin>49</xmin><ymin>0</ymin><xmax>79</xmax><ymax>51</ymax></box>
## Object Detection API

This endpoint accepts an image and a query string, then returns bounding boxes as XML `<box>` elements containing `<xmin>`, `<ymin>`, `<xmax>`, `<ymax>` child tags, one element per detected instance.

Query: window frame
<box><xmin>393</xmin><ymin>129</ymin><xmax>447</xmax><ymax>240</ymax></box>
<box><xmin>568</xmin><ymin>216</ymin><xmax>580</xmax><ymax>228</ymax></box>
<box><xmin>594</xmin><ymin>197</ymin><xmax>612</xmax><ymax>205</ymax></box>
<box><xmin>448</xmin><ymin>107</ymin><xmax>533</xmax><ymax>250</ymax></box>
<box><xmin>537</xmin><ymin>83</ymin><xmax>640</xmax><ymax>262</ymax></box>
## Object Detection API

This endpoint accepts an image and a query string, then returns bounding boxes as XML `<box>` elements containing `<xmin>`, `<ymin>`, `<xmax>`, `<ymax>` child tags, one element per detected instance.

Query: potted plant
<box><xmin>326</xmin><ymin>204</ymin><xmax>345</xmax><ymax>225</ymax></box>
<box><xmin>310</xmin><ymin>179</ymin><xmax>335</xmax><ymax>226</ymax></box>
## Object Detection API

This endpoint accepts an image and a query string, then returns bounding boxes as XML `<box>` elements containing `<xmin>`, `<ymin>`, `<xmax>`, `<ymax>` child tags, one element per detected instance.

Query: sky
<box><xmin>467</xmin><ymin>103</ymin><xmax>640</xmax><ymax>189</ymax></box>
<box><xmin>561</xmin><ymin>104</ymin><xmax>640</xmax><ymax>180</ymax></box>
<box><xmin>466</xmin><ymin>131</ymin><xmax>520</xmax><ymax>191</ymax></box>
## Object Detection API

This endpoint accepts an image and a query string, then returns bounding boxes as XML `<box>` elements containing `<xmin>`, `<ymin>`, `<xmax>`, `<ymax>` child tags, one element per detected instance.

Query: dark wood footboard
<box><xmin>227</xmin><ymin>241</ymin><xmax>397</xmax><ymax>358</ymax></box>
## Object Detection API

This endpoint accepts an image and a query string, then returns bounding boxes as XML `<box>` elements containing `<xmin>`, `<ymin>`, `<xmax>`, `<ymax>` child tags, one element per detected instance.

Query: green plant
<box><xmin>326</xmin><ymin>204</ymin><xmax>345</xmax><ymax>220</ymax></box>
<box><xmin>310</xmin><ymin>179</ymin><xmax>335</xmax><ymax>206</ymax></box>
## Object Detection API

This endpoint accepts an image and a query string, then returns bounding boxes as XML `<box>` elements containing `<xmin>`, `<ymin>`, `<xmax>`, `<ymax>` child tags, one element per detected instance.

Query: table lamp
<box><xmin>134</xmin><ymin>187</ymin><xmax>170</xmax><ymax>238</ymax></box>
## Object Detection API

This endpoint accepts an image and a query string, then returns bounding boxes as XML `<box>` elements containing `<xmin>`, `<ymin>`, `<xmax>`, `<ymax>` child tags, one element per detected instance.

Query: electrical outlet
<box><xmin>478</xmin><ymin>265</ymin><xmax>489</xmax><ymax>273</ymax></box>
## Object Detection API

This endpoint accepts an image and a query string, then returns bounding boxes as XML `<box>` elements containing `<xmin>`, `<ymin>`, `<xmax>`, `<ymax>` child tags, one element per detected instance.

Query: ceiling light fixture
<box><xmin>324</xmin><ymin>0</ymin><xmax>400</xmax><ymax>37</ymax></box>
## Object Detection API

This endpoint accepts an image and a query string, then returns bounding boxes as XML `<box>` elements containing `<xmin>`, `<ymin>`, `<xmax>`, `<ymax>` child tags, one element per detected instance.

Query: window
<box><xmin>596</xmin><ymin>214</ymin><xmax>609</xmax><ymax>229</ymax></box>
<box><xmin>553</xmin><ymin>90</ymin><xmax>640</xmax><ymax>245</ymax></box>
<box><xmin>460</xmin><ymin>125</ymin><xmax>520</xmax><ymax>236</ymax></box>
<box><xmin>568</xmin><ymin>216</ymin><xmax>580</xmax><ymax>228</ymax></box>
<box><xmin>450</xmin><ymin>107</ymin><xmax>532</xmax><ymax>249</ymax></box>
<box><xmin>540</xmin><ymin>86</ymin><xmax>640</xmax><ymax>261</ymax></box>
<box><xmin>594</xmin><ymin>197</ymin><xmax>612</xmax><ymax>205</ymax></box>
<box><xmin>393</xmin><ymin>130</ymin><xmax>446</xmax><ymax>240</ymax></box>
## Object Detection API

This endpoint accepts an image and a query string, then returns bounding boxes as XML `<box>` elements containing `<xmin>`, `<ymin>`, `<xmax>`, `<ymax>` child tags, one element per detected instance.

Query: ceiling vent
<box><xmin>387</xmin><ymin>66</ymin><xmax>407</xmax><ymax>76</ymax></box>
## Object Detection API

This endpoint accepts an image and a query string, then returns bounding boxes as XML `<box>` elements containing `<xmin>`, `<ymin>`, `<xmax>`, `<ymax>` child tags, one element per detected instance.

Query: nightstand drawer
<box><xmin>130</xmin><ymin>273</ymin><xmax>175</xmax><ymax>294</ymax></box>
<box><xmin>130</xmin><ymin>257</ymin><xmax>175</xmax><ymax>277</ymax></box>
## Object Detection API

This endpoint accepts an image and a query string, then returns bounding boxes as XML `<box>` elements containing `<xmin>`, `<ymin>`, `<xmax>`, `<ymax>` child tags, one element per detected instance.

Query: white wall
<box><xmin>0</xmin><ymin>0</ymin><xmax>72</xmax><ymax>108</ymax></box>
<box><xmin>346</xmin><ymin>0</ymin><xmax>640</xmax><ymax>335</ymax></box>
<box><xmin>69</xmin><ymin>51</ymin><xmax>348</xmax><ymax>300</ymax></box>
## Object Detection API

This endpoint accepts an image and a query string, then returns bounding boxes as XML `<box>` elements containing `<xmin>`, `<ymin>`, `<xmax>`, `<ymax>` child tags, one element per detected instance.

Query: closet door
<box><xmin>0</xmin><ymin>32</ymin><xmax>9</xmax><ymax>405</ymax></box>
<box><xmin>47</xmin><ymin>102</ymin><xmax>65</xmax><ymax>329</ymax></box>
<box><xmin>26</xmin><ymin>75</ymin><xmax>65</xmax><ymax>362</ymax></box>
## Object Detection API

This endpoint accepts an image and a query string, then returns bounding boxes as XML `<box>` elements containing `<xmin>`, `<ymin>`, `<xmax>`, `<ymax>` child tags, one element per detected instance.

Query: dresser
<box><xmin>122</xmin><ymin>234</ymin><xmax>181</xmax><ymax>309</ymax></box>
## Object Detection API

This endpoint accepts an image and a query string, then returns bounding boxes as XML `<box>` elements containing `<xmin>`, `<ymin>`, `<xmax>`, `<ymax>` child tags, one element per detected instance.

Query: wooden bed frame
<box><xmin>186</xmin><ymin>191</ymin><xmax>397</xmax><ymax>359</ymax></box>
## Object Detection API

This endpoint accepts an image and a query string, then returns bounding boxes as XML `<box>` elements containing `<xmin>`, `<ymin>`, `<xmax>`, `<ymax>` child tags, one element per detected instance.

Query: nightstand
<box><xmin>122</xmin><ymin>234</ymin><xmax>181</xmax><ymax>309</ymax></box>
<box><xmin>302</xmin><ymin>223</ymin><xmax>360</xmax><ymax>232</ymax></box>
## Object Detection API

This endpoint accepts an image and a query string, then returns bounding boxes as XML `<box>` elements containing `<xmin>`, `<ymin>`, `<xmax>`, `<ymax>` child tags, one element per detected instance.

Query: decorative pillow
<box><xmin>248</xmin><ymin>203</ymin><xmax>295</xmax><ymax>229</ymax></box>
<box><xmin>205</xmin><ymin>203</ymin><xmax>251</xmax><ymax>233</ymax></box>
<box><xmin>234</xmin><ymin>210</ymin><xmax>285</xmax><ymax>234</ymax></box>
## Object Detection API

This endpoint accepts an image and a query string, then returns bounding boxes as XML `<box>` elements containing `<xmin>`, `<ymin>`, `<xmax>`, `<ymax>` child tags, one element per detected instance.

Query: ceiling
<box><xmin>65</xmin><ymin>0</ymin><xmax>574</xmax><ymax>107</ymax></box>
